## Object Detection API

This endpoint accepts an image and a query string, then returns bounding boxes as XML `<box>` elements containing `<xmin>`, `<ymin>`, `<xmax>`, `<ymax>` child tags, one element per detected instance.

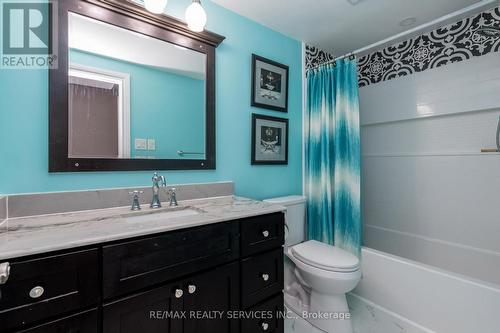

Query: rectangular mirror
<box><xmin>68</xmin><ymin>13</ymin><xmax>206</xmax><ymax>160</ymax></box>
<box><xmin>49</xmin><ymin>0</ymin><xmax>224</xmax><ymax>172</ymax></box>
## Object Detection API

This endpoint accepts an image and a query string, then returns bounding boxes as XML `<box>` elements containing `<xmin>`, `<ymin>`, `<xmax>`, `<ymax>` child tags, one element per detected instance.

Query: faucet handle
<box><xmin>129</xmin><ymin>190</ymin><xmax>144</xmax><ymax>211</ymax></box>
<box><xmin>168</xmin><ymin>188</ymin><xmax>178</xmax><ymax>207</ymax></box>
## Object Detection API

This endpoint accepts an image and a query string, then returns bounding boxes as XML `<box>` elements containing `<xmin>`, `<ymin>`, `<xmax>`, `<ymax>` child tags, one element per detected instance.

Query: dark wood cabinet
<box><xmin>240</xmin><ymin>213</ymin><xmax>285</xmax><ymax>257</ymax></box>
<box><xmin>241</xmin><ymin>249</ymin><xmax>284</xmax><ymax>308</ymax></box>
<box><xmin>0</xmin><ymin>249</ymin><xmax>99</xmax><ymax>332</ymax></box>
<box><xmin>2</xmin><ymin>213</ymin><xmax>285</xmax><ymax>333</ymax></box>
<box><xmin>102</xmin><ymin>221</ymin><xmax>239</xmax><ymax>300</ymax></box>
<box><xmin>103</xmin><ymin>281</ymin><xmax>184</xmax><ymax>333</ymax></box>
<box><xmin>14</xmin><ymin>309</ymin><xmax>98</xmax><ymax>333</ymax></box>
<box><xmin>183</xmin><ymin>263</ymin><xmax>239</xmax><ymax>333</ymax></box>
<box><xmin>103</xmin><ymin>262</ymin><xmax>239</xmax><ymax>333</ymax></box>
<box><xmin>241</xmin><ymin>295</ymin><xmax>284</xmax><ymax>333</ymax></box>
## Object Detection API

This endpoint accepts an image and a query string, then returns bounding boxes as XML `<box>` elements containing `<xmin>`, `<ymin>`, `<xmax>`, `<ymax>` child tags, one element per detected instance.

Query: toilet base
<box><xmin>309</xmin><ymin>291</ymin><xmax>353</xmax><ymax>333</ymax></box>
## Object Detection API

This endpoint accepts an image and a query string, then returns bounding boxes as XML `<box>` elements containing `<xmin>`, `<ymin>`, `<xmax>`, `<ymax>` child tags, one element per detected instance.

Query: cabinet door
<box><xmin>103</xmin><ymin>282</ymin><xmax>184</xmax><ymax>333</ymax></box>
<box><xmin>241</xmin><ymin>249</ymin><xmax>284</xmax><ymax>308</ymax></box>
<box><xmin>183</xmin><ymin>263</ymin><xmax>240</xmax><ymax>333</ymax></box>
<box><xmin>14</xmin><ymin>309</ymin><xmax>98</xmax><ymax>333</ymax></box>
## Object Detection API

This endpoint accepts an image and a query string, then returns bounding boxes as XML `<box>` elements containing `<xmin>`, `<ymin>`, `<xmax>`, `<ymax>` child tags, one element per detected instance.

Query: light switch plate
<box><xmin>135</xmin><ymin>138</ymin><xmax>147</xmax><ymax>150</ymax></box>
<box><xmin>147</xmin><ymin>139</ymin><xmax>156</xmax><ymax>151</ymax></box>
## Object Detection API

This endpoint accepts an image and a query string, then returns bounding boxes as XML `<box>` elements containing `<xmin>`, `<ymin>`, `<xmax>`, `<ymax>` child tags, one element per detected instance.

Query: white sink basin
<box><xmin>124</xmin><ymin>208</ymin><xmax>201</xmax><ymax>223</ymax></box>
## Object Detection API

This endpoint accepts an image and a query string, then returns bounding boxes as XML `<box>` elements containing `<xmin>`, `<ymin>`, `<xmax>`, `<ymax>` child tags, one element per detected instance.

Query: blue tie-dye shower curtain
<box><xmin>305</xmin><ymin>59</ymin><xmax>361</xmax><ymax>256</ymax></box>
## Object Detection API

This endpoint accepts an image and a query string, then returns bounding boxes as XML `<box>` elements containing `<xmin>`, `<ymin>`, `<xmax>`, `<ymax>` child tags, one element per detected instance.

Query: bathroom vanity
<box><xmin>0</xmin><ymin>194</ymin><xmax>285</xmax><ymax>333</ymax></box>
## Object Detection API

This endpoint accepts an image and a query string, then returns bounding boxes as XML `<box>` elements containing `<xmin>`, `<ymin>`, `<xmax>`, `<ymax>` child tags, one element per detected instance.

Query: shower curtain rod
<box><xmin>306</xmin><ymin>0</ymin><xmax>498</xmax><ymax>72</ymax></box>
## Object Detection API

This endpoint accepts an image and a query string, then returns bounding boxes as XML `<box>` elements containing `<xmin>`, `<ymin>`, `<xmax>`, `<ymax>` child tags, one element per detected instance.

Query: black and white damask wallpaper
<box><xmin>305</xmin><ymin>44</ymin><xmax>335</xmax><ymax>71</ymax></box>
<box><xmin>306</xmin><ymin>7</ymin><xmax>500</xmax><ymax>88</ymax></box>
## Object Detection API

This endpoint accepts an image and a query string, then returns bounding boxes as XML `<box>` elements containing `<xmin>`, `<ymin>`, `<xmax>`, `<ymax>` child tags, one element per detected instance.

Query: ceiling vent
<box><xmin>347</xmin><ymin>0</ymin><xmax>364</xmax><ymax>6</ymax></box>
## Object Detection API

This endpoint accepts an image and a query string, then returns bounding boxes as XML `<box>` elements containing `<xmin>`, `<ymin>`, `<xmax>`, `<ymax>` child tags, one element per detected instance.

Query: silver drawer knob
<box><xmin>262</xmin><ymin>230</ymin><xmax>270</xmax><ymax>238</ymax></box>
<box><xmin>175</xmin><ymin>289</ymin><xmax>184</xmax><ymax>298</ymax></box>
<box><xmin>261</xmin><ymin>322</ymin><xmax>269</xmax><ymax>331</ymax></box>
<box><xmin>0</xmin><ymin>262</ymin><xmax>10</xmax><ymax>285</ymax></box>
<box><xmin>29</xmin><ymin>286</ymin><xmax>44</xmax><ymax>299</ymax></box>
<box><xmin>188</xmin><ymin>285</ymin><xmax>196</xmax><ymax>294</ymax></box>
<box><xmin>262</xmin><ymin>273</ymin><xmax>269</xmax><ymax>282</ymax></box>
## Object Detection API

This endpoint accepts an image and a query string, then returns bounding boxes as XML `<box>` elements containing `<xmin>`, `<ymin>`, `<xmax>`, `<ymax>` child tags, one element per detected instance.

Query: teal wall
<box><xmin>70</xmin><ymin>49</ymin><xmax>205</xmax><ymax>159</ymax></box>
<box><xmin>0</xmin><ymin>0</ymin><xmax>303</xmax><ymax>199</ymax></box>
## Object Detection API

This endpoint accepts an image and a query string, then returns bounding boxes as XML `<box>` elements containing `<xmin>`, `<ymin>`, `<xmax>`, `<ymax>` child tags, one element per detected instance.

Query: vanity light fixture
<box><xmin>185</xmin><ymin>0</ymin><xmax>207</xmax><ymax>32</ymax></box>
<box><xmin>144</xmin><ymin>0</ymin><xmax>168</xmax><ymax>14</ymax></box>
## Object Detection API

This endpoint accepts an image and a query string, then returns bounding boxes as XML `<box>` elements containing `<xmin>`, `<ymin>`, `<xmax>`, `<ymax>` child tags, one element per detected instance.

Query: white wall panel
<box><xmin>359</xmin><ymin>52</ymin><xmax>500</xmax><ymax>126</ymax></box>
<box><xmin>362</xmin><ymin>155</ymin><xmax>500</xmax><ymax>255</ymax></box>
<box><xmin>362</xmin><ymin>109</ymin><xmax>500</xmax><ymax>156</ymax></box>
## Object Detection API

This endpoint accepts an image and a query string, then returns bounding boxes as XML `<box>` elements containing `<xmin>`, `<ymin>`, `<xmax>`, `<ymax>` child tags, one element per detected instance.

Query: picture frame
<box><xmin>251</xmin><ymin>114</ymin><xmax>289</xmax><ymax>165</ymax></box>
<box><xmin>251</xmin><ymin>54</ymin><xmax>289</xmax><ymax>112</ymax></box>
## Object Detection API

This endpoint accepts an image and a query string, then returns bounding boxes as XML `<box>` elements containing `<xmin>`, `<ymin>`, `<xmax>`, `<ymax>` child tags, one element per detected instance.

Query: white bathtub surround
<box><xmin>350</xmin><ymin>248</ymin><xmax>500</xmax><ymax>333</ymax></box>
<box><xmin>0</xmin><ymin>196</ymin><xmax>285</xmax><ymax>260</ymax></box>
<box><xmin>360</xmin><ymin>50</ymin><xmax>500</xmax><ymax>286</ymax></box>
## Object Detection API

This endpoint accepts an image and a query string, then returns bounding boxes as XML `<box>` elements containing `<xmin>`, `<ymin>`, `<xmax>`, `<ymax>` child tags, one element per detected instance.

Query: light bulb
<box><xmin>185</xmin><ymin>0</ymin><xmax>207</xmax><ymax>32</ymax></box>
<box><xmin>144</xmin><ymin>0</ymin><xmax>168</xmax><ymax>14</ymax></box>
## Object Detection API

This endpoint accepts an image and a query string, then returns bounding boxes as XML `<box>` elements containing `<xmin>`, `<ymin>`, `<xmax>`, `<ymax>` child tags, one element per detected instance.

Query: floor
<box><xmin>285</xmin><ymin>294</ymin><xmax>434</xmax><ymax>333</ymax></box>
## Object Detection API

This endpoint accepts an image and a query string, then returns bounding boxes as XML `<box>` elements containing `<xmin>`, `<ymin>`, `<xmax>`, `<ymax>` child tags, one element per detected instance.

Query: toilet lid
<box><xmin>291</xmin><ymin>240</ymin><xmax>360</xmax><ymax>272</ymax></box>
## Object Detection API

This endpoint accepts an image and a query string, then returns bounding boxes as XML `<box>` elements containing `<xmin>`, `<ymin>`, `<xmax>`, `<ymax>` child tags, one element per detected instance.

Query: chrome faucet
<box><xmin>150</xmin><ymin>172</ymin><xmax>167</xmax><ymax>208</ymax></box>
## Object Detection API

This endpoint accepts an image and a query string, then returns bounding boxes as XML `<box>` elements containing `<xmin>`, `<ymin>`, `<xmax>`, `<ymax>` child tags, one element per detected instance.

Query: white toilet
<box><xmin>264</xmin><ymin>196</ymin><xmax>361</xmax><ymax>333</ymax></box>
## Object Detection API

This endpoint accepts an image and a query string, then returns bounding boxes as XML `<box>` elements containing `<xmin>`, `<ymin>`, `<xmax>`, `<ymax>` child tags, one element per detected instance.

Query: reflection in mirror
<box><xmin>68</xmin><ymin>13</ymin><xmax>206</xmax><ymax>160</ymax></box>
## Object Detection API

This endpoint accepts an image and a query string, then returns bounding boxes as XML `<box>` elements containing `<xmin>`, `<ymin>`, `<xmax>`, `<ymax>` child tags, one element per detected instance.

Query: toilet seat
<box><xmin>290</xmin><ymin>240</ymin><xmax>360</xmax><ymax>273</ymax></box>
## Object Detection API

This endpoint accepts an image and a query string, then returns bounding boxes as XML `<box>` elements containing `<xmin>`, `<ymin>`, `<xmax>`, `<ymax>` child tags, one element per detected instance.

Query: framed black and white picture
<box><xmin>251</xmin><ymin>114</ymin><xmax>288</xmax><ymax>165</ymax></box>
<box><xmin>251</xmin><ymin>54</ymin><xmax>289</xmax><ymax>112</ymax></box>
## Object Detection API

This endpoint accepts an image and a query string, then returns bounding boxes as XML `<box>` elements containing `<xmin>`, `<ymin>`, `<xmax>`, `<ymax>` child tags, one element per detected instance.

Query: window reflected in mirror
<box><xmin>68</xmin><ymin>13</ymin><xmax>207</xmax><ymax>160</ymax></box>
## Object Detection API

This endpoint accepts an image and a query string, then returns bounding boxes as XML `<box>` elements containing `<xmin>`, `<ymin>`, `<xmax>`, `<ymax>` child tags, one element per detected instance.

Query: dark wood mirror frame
<box><xmin>49</xmin><ymin>0</ymin><xmax>224</xmax><ymax>172</ymax></box>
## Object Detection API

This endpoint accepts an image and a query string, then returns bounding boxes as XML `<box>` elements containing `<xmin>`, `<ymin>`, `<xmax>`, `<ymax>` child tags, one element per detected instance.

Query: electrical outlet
<box><xmin>147</xmin><ymin>139</ymin><xmax>156</xmax><ymax>151</ymax></box>
<box><xmin>135</xmin><ymin>138</ymin><xmax>147</xmax><ymax>150</ymax></box>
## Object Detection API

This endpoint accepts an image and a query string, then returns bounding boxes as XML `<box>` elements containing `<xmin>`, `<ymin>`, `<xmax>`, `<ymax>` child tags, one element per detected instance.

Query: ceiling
<box><xmin>211</xmin><ymin>0</ymin><xmax>494</xmax><ymax>56</ymax></box>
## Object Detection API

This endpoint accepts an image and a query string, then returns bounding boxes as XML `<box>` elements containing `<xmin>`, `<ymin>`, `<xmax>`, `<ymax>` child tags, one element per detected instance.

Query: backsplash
<box><xmin>0</xmin><ymin>197</ymin><xmax>6</xmax><ymax>223</ymax></box>
<box><xmin>4</xmin><ymin>182</ymin><xmax>233</xmax><ymax>219</ymax></box>
<box><xmin>305</xmin><ymin>6</ymin><xmax>500</xmax><ymax>87</ymax></box>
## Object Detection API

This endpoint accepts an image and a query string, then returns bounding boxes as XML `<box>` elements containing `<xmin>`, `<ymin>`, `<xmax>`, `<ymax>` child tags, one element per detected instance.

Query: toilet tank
<box><xmin>263</xmin><ymin>195</ymin><xmax>306</xmax><ymax>247</ymax></box>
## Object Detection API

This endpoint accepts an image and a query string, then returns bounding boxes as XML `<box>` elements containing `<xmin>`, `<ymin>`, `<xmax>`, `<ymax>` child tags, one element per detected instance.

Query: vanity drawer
<box><xmin>241</xmin><ymin>294</ymin><xmax>284</xmax><ymax>333</ymax></box>
<box><xmin>102</xmin><ymin>221</ymin><xmax>239</xmax><ymax>299</ymax></box>
<box><xmin>14</xmin><ymin>309</ymin><xmax>98</xmax><ymax>333</ymax></box>
<box><xmin>241</xmin><ymin>249</ymin><xmax>284</xmax><ymax>308</ymax></box>
<box><xmin>240</xmin><ymin>213</ymin><xmax>284</xmax><ymax>257</ymax></box>
<box><xmin>0</xmin><ymin>249</ymin><xmax>99</xmax><ymax>333</ymax></box>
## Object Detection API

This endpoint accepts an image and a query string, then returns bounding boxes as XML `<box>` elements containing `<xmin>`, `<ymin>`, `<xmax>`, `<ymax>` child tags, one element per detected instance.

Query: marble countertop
<box><xmin>0</xmin><ymin>196</ymin><xmax>285</xmax><ymax>261</ymax></box>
